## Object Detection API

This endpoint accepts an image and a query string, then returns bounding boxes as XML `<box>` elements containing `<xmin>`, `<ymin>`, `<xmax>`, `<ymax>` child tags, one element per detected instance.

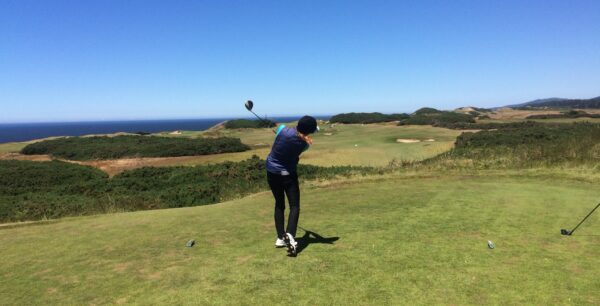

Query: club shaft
<box><xmin>246</xmin><ymin>105</ymin><xmax>275</xmax><ymax>133</ymax></box>
<box><xmin>249</xmin><ymin>110</ymin><xmax>269</xmax><ymax>124</ymax></box>
<box><xmin>569</xmin><ymin>202</ymin><xmax>600</xmax><ymax>234</ymax></box>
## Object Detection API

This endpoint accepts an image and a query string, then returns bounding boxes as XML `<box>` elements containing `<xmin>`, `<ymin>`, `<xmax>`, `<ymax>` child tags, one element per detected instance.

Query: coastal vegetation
<box><xmin>427</xmin><ymin>122</ymin><xmax>600</xmax><ymax>168</ymax></box>
<box><xmin>224</xmin><ymin>118</ymin><xmax>276</xmax><ymax>129</ymax></box>
<box><xmin>0</xmin><ymin>156</ymin><xmax>372</xmax><ymax>222</ymax></box>
<box><xmin>424</xmin><ymin>121</ymin><xmax>544</xmax><ymax>130</ymax></box>
<box><xmin>525</xmin><ymin>110</ymin><xmax>600</xmax><ymax>120</ymax></box>
<box><xmin>330</xmin><ymin>112</ymin><xmax>409</xmax><ymax>124</ymax></box>
<box><xmin>20</xmin><ymin>135</ymin><xmax>250</xmax><ymax>160</ymax></box>
<box><xmin>399</xmin><ymin>108</ymin><xmax>476</xmax><ymax>127</ymax></box>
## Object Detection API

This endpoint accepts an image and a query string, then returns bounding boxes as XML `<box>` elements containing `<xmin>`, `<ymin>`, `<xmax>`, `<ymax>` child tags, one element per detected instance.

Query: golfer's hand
<box><xmin>298</xmin><ymin>133</ymin><xmax>313</xmax><ymax>145</ymax></box>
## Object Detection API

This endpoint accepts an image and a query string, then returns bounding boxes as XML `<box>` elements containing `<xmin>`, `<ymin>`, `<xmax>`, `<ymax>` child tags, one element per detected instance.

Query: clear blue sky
<box><xmin>1</xmin><ymin>0</ymin><xmax>599</xmax><ymax>123</ymax></box>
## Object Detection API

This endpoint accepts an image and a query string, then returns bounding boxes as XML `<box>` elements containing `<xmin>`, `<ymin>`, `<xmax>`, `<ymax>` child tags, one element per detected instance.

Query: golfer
<box><xmin>266</xmin><ymin>115</ymin><xmax>318</xmax><ymax>256</ymax></box>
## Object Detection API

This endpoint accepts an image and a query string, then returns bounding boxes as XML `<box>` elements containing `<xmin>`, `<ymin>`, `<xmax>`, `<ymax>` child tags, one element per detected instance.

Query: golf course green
<box><xmin>1</xmin><ymin>173</ymin><xmax>598</xmax><ymax>305</ymax></box>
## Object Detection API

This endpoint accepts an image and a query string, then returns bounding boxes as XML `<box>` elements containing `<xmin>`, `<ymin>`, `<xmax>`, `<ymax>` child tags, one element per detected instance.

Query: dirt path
<box><xmin>0</xmin><ymin>153</ymin><xmax>219</xmax><ymax>177</ymax></box>
<box><xmin>0</xmin><ymin>153</ymin><xmax>52</xmax><ymax>162</ymax></box>
<box><xmin>72</xmin><ymin>156</ymin><xmax>221</xmax><ymax>176</ymax></box>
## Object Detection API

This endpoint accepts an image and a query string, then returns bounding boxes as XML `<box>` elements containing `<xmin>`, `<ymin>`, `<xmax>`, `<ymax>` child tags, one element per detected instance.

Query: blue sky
<box><xmin>1</xmin><ymin>0</ymin><xmax>599</xmax><ymax>123</ymax></box>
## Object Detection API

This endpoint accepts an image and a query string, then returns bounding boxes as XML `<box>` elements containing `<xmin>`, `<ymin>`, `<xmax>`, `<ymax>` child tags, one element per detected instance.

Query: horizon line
<box><xmin>0</xmin><ymin>114</ymin><xmax>336</xmax><ymax>125</ymax></box>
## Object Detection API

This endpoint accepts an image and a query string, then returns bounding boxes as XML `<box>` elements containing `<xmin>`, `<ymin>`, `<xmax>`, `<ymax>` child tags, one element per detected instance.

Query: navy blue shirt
<box><xmin>266</xmin><ymin>125</ymin><xmax>309</xmax><ymax>174</ymax></box>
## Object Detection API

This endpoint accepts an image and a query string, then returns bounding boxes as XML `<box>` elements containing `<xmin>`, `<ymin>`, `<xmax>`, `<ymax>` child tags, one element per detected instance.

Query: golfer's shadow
<box><xmin>296</xmin><ymin>227</ymin><xmax>339</xmax><ymax>254</ymax></box>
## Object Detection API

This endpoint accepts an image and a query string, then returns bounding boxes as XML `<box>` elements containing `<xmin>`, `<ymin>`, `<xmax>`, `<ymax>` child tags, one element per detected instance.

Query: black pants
<box><xmin>267</xmin><ymin>171</ymin><xmax>300</xmax><ymax>238</ymax></box>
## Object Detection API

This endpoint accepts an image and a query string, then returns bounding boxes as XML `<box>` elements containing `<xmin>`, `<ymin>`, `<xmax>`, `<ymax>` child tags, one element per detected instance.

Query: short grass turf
<box><xmin>160</xmin><ymin>124</ymin><xmax>462</xmax><ymax>167</ymax></box>
<box><xmin>1</xmin><ymin>175</ymin><xmax>599</xmax><ymax>305</ymax></box>
<box><xmin>0</xmin><ymin>142</ymin><xmax>29</xmax><ymax>154</ymax></box>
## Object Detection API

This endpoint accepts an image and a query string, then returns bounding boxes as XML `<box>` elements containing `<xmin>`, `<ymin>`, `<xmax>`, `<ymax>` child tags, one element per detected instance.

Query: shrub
<box><xmin>430</xmin><ymin>121</ymin><xmax>542</xmax><ymax>130</ymax></box>
<box><xmin>414</xmin><ymin>107</ymin><xmax>444</xmax><ymax>115</ymax></box>
<box><xmin>21</xmin><ymin>135</ymin><xmax>250</xmax><ymax>160</ymax></box>
<box><xmin>400</xmin><ymin>111</ymin><xmax>476</xmax><ymax>126</ymax></box>
<box><xmin>0</xmin><ymin>157</ymin><xmax>375</xmax><ymax>223</ymax></box>
<box><xmin>0</xmin><ymin>160</ymin><xmax>109</xmax><ymax>222</ymax></box>
<box><xmin>224</xmin><ymin>119</ymin><xmax>276</xmax><ymax>129</ymax></box>
<box><xmin>525</xmin><ymin>110</ymin><xmax>600</xmax><ymax>119</ymax></box>
<box><xmin>426</xmin><ymin>123</ymin><xmax>600</xmax><ymax>168</ymax></box>
<box><xmin>330</xmin><ymin>112</ymin><xmax>409</xmax><ymax>124</ymax></box>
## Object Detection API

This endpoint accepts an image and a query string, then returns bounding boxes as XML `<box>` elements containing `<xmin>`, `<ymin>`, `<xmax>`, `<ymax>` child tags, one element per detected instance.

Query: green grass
<box><xmin>303</xmin><ymin>124</ymin><xmax>461</xmax><ymax>167</ymax></box>
<box><xmin>0</xmin><ymin>136</ymin><xmax>68</xmax><ymax>154</ymax></box>
<box><xmin>164</xmin><ymin>124</ymin><xmax>462</xmax><ymax>167</ymax></box>
<box><xmin>1</xmin><ymin>173</ymin><xmax>598</xmax><ymax>305</ymax></box>
<box><xmin>0</xmin><ymin>142</ymin><xmax>29</xmax><ymax>154</ymax></box>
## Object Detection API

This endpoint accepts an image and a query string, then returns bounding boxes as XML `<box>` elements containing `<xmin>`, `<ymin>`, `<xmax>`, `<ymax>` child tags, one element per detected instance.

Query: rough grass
<box><xmin>424</xmin><ymin>123</ymin><xmax>600</xmax><ymax>169</ymax></box>
<box><xmin>484</xmin><ymin>108</ymin><xmax>600</xmax><ymax>121</ymax></box>
<box><xmin>479</xmin><ymin>117</ymin><xmax>600</xmax><ymax>124</ymax></box>
<box><xmin>0</xmin><ymin>173</ymin><xmax>598</xmax><ymax>305</ymax></box>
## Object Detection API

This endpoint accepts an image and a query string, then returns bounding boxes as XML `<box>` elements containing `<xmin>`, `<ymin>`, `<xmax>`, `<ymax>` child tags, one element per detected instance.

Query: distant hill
<box><xmin>502</xmin><ymin>96</ymin><xmax>600</xmax><ymax>109</ymax></box>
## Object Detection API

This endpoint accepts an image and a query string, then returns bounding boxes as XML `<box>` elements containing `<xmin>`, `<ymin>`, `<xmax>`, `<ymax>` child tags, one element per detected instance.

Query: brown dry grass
<box><xmin>0</xmin><ymin>153</ymin><xmax>51</xmax><ymax>162</ymax></box>
<box><xmin>73</xmin><ymin>153</ymin><xmax>267</xmax><ymax>177</ymax></box>
<box><xmin>0</xmin><ymin>150</ymin><xmax>270</xmax><ymax>177</ymax></box>
<box><xmin>486</xmin><ymin>108</ymin><xmax>600</xmax><ymax>120</ymax></box>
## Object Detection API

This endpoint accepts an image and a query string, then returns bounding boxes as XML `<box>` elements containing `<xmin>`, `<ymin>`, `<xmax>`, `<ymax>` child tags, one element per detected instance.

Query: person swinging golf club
<box><xmin>266</xmin><ymin>115</ymin><xmax>318</xmax><ymax>256</ymax></box>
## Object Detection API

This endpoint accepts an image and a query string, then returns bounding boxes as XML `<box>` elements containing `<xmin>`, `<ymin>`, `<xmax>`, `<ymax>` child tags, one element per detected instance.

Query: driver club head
<box><xmin>245</xmin><ymin>100</ymin><xmax>254</xmax><ymax>111</ymax></box>
<box><xmin>560</xmin><ymin>229</ymin><xmax>572</xmax><ymax>236</ymax></box>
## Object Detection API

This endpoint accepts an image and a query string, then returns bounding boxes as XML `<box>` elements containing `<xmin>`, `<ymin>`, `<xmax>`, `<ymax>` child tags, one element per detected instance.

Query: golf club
<box><xmin>244</xmin><ymin>100</ymin><xmax>272</xmax><ymax>127</ymax></box>
<box><xmin>561</xmin><ymin>202</ymin><xmax>600</xmax><ymax>236</ymax></box>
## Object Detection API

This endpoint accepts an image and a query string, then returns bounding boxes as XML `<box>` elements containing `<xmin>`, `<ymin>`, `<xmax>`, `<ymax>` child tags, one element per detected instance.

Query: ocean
<box><xmin>0</xmin><ymin>116</ymin><xmax>331</xmax><ymax>143</ymax></box>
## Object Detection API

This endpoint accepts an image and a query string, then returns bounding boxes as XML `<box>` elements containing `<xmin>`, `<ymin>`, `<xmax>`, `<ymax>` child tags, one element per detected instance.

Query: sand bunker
<box><xmin>396</xmin><ymin>138</ymin><xmax>436</xmax><ymax>143</ymax></box>
<box><xmin>396</xmin><ymin>139</ymin><xmax>421</xmax><ymax>143</ymax></box>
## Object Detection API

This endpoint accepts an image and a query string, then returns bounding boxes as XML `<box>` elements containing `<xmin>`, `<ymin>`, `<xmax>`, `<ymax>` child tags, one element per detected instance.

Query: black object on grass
<box><xmin>561</xmin><ymin>202</ymin><xmax>600</xmax><ymax>236</ymax></box>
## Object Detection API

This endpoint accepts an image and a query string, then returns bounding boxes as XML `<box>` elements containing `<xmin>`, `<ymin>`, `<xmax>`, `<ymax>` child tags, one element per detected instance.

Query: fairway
<box><xmin>166</xmin><ymin>123</ymin><xmax>462</xmax><ymax>167</ymax></box>
<box><xmin>1</xmin><ymin>174</ymin><xmax>598</xmax><ymax>305</ymax></box>
<box><xmin>0</xmin><ymin>142</ymin><xmax>29</xmax><ymax>154</ymax></box>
